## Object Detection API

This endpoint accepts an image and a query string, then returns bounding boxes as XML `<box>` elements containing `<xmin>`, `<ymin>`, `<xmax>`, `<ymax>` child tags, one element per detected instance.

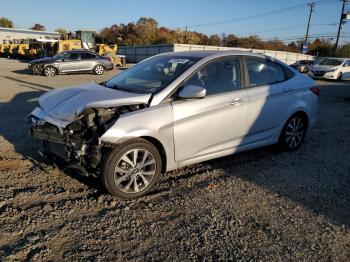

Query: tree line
<box><xmin>1</xmin><ymin>16</ymin><xmax>349</xmax><ymax>57</ymax></box>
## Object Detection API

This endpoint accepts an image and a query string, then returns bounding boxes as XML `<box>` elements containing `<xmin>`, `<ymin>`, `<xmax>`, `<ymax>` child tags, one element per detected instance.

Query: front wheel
<box><xmin>101</xmin><ymin>139</ymin><xmax>162</xmax><ymax>199</ymax></box>
<box><xmin>44</xmin><ymin>66</ymin><xmax>57</xmax><ymax>77</ymax></box>
<box><xmin>279</xmin><ymin>114</ymin><xmax>307</xmax><ymax>151</ymax></box>
<box><xmin>94</xmin><ymin>65</ymin><xmax>105</xmax><ymax>75</ymax></box>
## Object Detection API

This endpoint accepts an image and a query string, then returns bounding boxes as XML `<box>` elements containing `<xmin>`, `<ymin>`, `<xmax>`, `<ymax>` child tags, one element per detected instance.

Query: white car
<box><xmin>308</xmin><ymin>58</ymin><xmax>350</xmax><ymax>80</ymax></box>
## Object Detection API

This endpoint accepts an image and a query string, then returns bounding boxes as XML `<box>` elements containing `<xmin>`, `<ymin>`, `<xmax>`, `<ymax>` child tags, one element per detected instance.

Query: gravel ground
<box><xmin>0</xmin><ymin>58</ymin><xmax>349</xmax><ymax>261</ymax></box>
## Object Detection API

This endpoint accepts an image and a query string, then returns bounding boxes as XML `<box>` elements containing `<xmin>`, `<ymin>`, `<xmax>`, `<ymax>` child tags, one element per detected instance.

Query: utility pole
<box><xmin>334</xmin><ymin>0</ymin><xmax>347</xmax><ymax>51</ymax></box>
<box><xmin>301</xmin><ymin>2</ymin><xmax>315</xmax><ymax>53</ymax></box>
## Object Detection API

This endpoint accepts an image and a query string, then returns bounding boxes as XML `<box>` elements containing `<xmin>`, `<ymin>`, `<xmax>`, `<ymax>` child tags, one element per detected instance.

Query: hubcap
<box><xmin>95</xmin><ymin>66</ymin><xmax>104</xmax><ymax>74</ymax></box>
<box><xmin>114</xmin><ymin>149</ymin><xmax>156</xmax><ymax>194</ymax></box>
<box><xmin>45</xmin><ymin>67</ymin><xmax>55</xmax><ymax>76</ymax></box>
<box><xmin>285</xmin><ymin>117</ymin><xmax>305</xmax><ymax>148</ymax></box>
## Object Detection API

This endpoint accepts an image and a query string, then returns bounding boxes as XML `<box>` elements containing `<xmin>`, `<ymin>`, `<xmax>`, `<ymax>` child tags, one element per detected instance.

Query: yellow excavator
<box><xmin>96</xmin><ymin>44</ymin><xmax>125</xmax><ymax>67</ymax></box>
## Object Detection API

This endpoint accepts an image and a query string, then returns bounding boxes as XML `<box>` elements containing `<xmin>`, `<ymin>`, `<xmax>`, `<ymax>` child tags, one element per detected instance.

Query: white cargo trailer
<box><xmin>117</xmin><ymin>43</ymin><xmax>315</xmax><ymax>64</ymax></box>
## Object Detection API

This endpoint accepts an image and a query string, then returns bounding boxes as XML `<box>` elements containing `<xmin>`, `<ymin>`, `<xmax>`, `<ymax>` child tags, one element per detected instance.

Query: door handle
<box><xmin>229</xmin><ymin>98</ymin><xmax>244</xmax><ymax>105</ymax></box>
<box><xmin>283</xmin><ymin>88</ymin><xmax>291</xmax><ymax>93</ymax></box>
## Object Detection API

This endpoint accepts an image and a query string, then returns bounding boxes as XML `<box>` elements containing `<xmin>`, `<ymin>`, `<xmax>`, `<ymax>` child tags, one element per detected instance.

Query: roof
<box><xmin>159</xmin><ymin>50</ymin><xmax>266</xmax><ymax>59</ymax></box>
<box><xmin>62</xmin><ymin>49</ymin><xmax>94</xmax><ymax>53</ymax></box>
<box><xmin>0</xmin><ymin>27</ymin><xmax>60</xmax><ymax>36</ymax></box>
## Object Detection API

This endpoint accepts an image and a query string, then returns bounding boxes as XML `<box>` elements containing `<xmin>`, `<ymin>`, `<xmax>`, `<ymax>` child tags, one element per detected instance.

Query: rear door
<box><xmin>172</xmin><ymin>56</ymin><xmax>249</xmax><ymax>162</ymax></box>
<box><xmin>79</xmin><ymin>52</ymin><xmax>96</xmax><ymax>71</ymax></box>
<box><xmin>243</xmin><ymin>56</ymin><xmax>295</xmax><ymax>144</ymax></box>
<box><xmin>59</xmin><ymin>52</ymin><xmax>80</xmax><ymax>72</ymax></box>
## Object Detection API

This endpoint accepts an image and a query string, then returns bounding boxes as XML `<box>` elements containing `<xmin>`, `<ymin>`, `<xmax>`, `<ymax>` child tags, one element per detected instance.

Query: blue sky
<box><xmin>2</xmin><ymin>0</ymin><xmax>350</xmax><ymax>43</ymax></box>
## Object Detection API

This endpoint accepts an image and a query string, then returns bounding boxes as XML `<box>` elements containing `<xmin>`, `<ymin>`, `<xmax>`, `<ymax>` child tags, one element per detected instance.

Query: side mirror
<box><xmin>178</xmin><ymin>85</ymin><xmax>206</xmax><ymax>99</ymax></box>
<box><xmin>62</xmin><ymin>57</ymin><xmax>68</xmax><ymax>62</ymax></box>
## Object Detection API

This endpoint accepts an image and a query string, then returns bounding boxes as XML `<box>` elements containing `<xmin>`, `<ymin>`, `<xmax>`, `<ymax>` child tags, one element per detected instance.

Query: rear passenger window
<box><xmin>81</xmin><ymin>52</ymin><xmax>95</xmax><ymax>60</ymax></box>
<box><xmin>246</xmin><ymin>57</ymin><xmax>286</xmax><ymax>87</ymax></box>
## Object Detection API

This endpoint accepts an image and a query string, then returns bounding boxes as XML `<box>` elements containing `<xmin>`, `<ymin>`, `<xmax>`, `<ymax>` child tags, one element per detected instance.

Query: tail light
<box><xmin>310</xmin><ymin>86</ymin><xmax>320</xmax><ymax>96</ymax></box>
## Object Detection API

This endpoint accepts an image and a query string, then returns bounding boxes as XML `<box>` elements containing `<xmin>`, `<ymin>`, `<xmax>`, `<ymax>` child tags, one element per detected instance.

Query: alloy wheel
<box><xmin>285</xmin><ymin>116</ymin><xmax>305</xmax><ymax>149</ymax></box>
<box><xmin>113</xmin><ymin>149</ymin><xmax>156</xmax><ymax>194</ymax></box>
<box><xmin>95</xmin><ymin>65</ymin><xmax>104</xmax><ymax>75</ymax></box>
<box><xmin>45</xmin><ymin>67</ymin><xmax>56</xmax><ymax>77</ymax></box>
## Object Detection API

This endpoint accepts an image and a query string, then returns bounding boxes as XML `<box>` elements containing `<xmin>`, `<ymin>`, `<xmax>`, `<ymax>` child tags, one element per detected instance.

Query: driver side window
<box><xmin>66</xmin><ymin>53</ymin><xmax>79</xmax><ymax>61</ymax></box>
<box><xmin>184</xmin><ymin>57</ymin><xmax>241</xmax><ymax>96</ymax></box>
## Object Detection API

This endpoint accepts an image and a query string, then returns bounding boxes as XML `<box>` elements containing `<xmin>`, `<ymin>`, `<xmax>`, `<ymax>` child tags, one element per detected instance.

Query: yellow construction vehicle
<box><xmin>96</xmin><ymin>43</ymin><xmax>126</xmax><ymax>67</ymax></box>
<box><xmin>11</xmin><ymin>39</ymin><xmax>30</xmax><ymax>57</ymax></box>
<box><xmin>56</xmin><ymin>39</ymin><xmax>83</xmax><ymax>52</ymax></box>
<box><xmin>0</xmin><ymin>40</ymin><xmax>11</xmax><ymax>57</ymax></box>
<box><xmin>8</xmin><ymin>40</ymin><xmax>20</xmax><ymax>57</ymax></box>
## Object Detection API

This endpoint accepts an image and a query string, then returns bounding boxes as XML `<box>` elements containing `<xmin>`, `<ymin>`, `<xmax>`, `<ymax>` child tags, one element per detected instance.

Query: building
<box><xmin>117</xmin><ymin>43</ymin><xmax>315</xmax><ymax>65</ymax></box>
<box><xmin>0</xmin><ymin>27</ymin><xmax>60</xmax><ymax>43</ymax></box>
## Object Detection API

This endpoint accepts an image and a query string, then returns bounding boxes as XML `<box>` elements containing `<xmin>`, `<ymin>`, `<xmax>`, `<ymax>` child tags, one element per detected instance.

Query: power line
<box><xmin>184</xmin><ymin>0</ymin><xmax>339</xmax><ymax>29</ymax></box>
<box><xmin>235</xmin><ymin>23</ymin><xmax>337</xmax><ymax>36</ymax></box>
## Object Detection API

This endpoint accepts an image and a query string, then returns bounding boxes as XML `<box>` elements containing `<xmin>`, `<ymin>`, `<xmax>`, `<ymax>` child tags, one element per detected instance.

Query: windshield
<box><xmin>319</xmin><ymin>59</ymin><xmax>343</xmax><ymax>66</ymax></box>
<box><xmin>53</xmin><ymin>53</ymin><xmax>65</xmax><ymax>60</ymax></box>
<box><xmin>105</xmin><ymin>55</ymin><xmax>199</xmax><ymax>93</ymax></box>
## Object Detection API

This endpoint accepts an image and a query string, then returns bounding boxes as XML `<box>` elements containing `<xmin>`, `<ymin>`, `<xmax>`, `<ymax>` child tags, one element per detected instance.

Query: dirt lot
<box><xmin>0</xmin><ymin>58</ymin><xmax>350</xmax><ymax>261</ymax></box>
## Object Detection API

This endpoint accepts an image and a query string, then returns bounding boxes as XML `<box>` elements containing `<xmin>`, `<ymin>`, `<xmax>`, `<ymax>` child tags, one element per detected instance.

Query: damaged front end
<box><xmin>29</xmin><ymin>104</ymin><xmax>146</xmax><ymax>172</ymax></box>
<box><xmin>28</xmin><ymin>63</ymin><xmax>44</xmax><ymax>75</ymax></box>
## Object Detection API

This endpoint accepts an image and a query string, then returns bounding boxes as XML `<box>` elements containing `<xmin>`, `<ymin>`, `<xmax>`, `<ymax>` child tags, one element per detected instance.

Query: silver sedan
<box><xmin>29</xmin><ymin>50</ymin><xmax>319</xmax><ymax>199</ymax></box>
<box><xmin>29</xmin><ymin>50</ymin><xmax>114</xmax><ymax>76</ymax></box>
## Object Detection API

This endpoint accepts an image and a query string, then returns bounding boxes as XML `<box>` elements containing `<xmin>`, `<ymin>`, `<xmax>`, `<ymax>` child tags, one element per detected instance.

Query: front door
<box><xmin>59</xmin><ymin>52</ymin><xmax>80</xmax><ymax>72</ymax></box>
<box><xmin>172</xmin><ymin>56</ymin><xmax>249</xmax><ymax>162</ymax></box>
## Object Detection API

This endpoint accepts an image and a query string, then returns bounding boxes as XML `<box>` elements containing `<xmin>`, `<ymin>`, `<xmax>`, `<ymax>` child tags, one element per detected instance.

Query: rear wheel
<box><xmin>44</xmin><ymin>66</ymin><xmax>57</xmax><ymax>77</ymax></box>
<box><xmin>101</xmin><ymin>139</ymin><xmax>162</xmax><ymax>199</ymax></box>
<box><xmin>279</xmin><ymin>114</ymin><xmax>307</xmax><ymax>151</ymax></box>
<box><xmin>94</xmin><ymin>65</ymin><xmax>105</xmax><ymax>75</ymax></box>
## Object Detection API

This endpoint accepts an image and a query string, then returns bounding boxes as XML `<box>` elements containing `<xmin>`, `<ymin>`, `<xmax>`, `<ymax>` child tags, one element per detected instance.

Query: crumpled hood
<box><xmin>30</xmin><ymin>57</ymin><xmax>56</xmax><ymax>64</ymax></box>
<box><xmin>39</xmin><ymin>82</ymin><xmax>152</xmax><ymax>122</ymax></box>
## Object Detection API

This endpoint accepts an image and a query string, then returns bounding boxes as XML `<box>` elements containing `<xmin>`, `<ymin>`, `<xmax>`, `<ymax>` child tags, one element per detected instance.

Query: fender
<box><xmin>99</xmin><ymin>103</ymin><xmax>177</xmax><ymax>171</ymax></box>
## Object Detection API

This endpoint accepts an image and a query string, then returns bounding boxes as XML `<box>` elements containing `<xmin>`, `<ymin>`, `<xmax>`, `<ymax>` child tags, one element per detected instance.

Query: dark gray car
<box><xmin>29</xmin><ymin>50</ymin><xmax>114</xmax><ymax>76</ymax></box>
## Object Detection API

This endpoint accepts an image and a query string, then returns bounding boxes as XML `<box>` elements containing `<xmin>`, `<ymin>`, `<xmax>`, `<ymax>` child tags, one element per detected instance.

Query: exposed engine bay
<box><xmin>29</xmin><ymin>104</ymin><xmax>146</xmax><ymax>172</ymax></box>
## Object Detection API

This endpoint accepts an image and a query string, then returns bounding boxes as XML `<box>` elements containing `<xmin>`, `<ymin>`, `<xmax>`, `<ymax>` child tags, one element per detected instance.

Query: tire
<box><xmin>94</xmin><ymin>65</ymin><xmax>105</xmax><ymax>75</ymax></box>
<box><xmin>101</xmin><ymin>138</ymin><xmax>162</xmax><ymax>199</ymax></box>
<box><xmin>337</xmin><ymin>72</ymin><xmax>343</xmax><ymax>81</ymax></box>
<box><xmin>44</xmin><ymin>66</ymin><xmax>57</xmax><ymax>77</ymax></box>
<box><xmin>279</xmin><ymin>113</ymin><xmax>307</xmax><ymax>151</ymax></box>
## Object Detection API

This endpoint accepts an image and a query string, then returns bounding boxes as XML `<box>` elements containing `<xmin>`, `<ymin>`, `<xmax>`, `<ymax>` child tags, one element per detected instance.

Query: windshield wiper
<box><xmin>107</xmin><ymin>84</ymin><xmax>135</xmax><ymax>93</ymax></box>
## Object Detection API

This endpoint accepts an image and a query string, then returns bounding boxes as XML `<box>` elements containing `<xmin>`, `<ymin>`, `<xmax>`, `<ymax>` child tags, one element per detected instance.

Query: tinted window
<box><xmin>319</xmin><ymin>59</ymin><xmax>343</xmax><ymax>66</ymax></box>
<box><xmin>185</xmin><ymin>57</ymin><xmax>241</xmax><ymax>96</ymax></box>
<box><xmin>246</xmin><ymin>57</ymin><xmax>285</xmax><ymax>87</ymax></box>
<box><xmin>67</xmin><ymin>53</ymin><xmax>79</xmax><ymax>61</ymax></box>
<box><xmin>80</xmin><ymin>52</ymin><xmax>95</xmax><ymax>60</ymax></box>
<box><xmin>343</xmin><ymin>60</ymin><xmax>350</xmax><ymax>67</ymax></box>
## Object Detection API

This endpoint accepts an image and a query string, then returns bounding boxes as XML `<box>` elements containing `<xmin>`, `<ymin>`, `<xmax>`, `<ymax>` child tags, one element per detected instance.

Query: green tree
<box><xmin>55</xmin><ymin>28</ymin><xmax>68</xmax><ymax>40</ymax></box>
<box><xmin>207</xmin><ymin>34</ymin><xmax>222</xmax><ymax>46</ymax></box>
<box><xmin>0</xmin><ymin>17</ymin><xmax>14</xmax><ymax>28</ymax></box>
<box><xmin>30</xmin><ymin>23</ymin><xmax>46</xmax><ymax>31</ymax></box>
